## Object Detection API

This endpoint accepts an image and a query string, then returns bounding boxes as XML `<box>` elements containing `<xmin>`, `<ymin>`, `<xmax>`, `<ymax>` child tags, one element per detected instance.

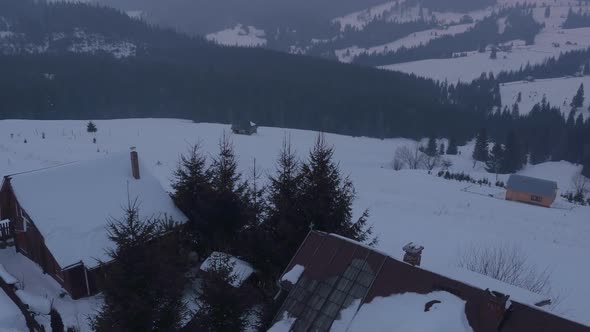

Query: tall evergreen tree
<box><xmin>91</xmin><ymin>201</ymin><xmax>189</xmax><ymax>332</ymax></box>
<box><xmin>571</xmin><ymin>83</ymin><xmax>585</xmax><ymax>108</ymax></box>
<box><xmin>258</xmin><ymin>137</ymin><xmax>306</xmax><ymax>279</ymax></box>
<box><xmin>544</xmin><ymin>5</ymin><xmax>551</xmax><ymax>18</ymax></box>
<box><xmin>205</xmin><ymin>134</ymin><xmax>249</xmax><ymax>250</ymax></box>
<box><xmin>172</xmin><ymin>144</ymin><xmax>213</xmax><ymax>246</ymax></box>
<box><xmin>503</xmin><ymin>131</ymin><xmax>524</xmax><ymax>173</ymax></box>
<box><xmin>446</xmin><ymin>136</ymin><xmax>458</xmax><ymax>155</ymax></box>
<box><xmin>486</xmin><ymin>142</ymin><xmax>505</xmax><ymax>176</ymax></box>
<box><xmin>472</xmin><ymin>128</ymin><xmax>489</xmax><ymax>163</ymax></box>
<box><xmin>299</xmin><ymin>134</ymin><xmax>375</xmax><ymax>244</ymax></box>
<box><xmin>425</xmin><ymin>136</ymin><xmax>438</xmax><ymax>156</ymax></box>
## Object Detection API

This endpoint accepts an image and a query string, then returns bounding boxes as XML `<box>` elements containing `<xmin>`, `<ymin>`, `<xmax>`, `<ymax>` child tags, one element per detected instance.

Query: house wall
<box><xmin>506</xmin><ymin>189</ymin><xmax>554</xmax><ymax>207</ymax></box>
<box><xmin>0</xmin><ymin>179</ymin><xmax>71</xmax><ymax>295</ymax></box>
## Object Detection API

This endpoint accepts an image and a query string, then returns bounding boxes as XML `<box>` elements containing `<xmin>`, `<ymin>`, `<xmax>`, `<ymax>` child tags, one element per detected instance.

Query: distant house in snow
<box><xmin>0</xmin><ymin>149</ymin><xmax>187</xmax><ymax>299</ymax></box>
<box><xmin>505</xmin><ymin>174</ymin><xmax>558</xmax><ymax>208</ymax></box>
<box><xmin>231</xmin><ymin>119</ymin><xmax>258</xmax><ymax>135</ymax></box>
<box><xmin>271</xmin><ymin>231</ymin><xmax>590</xmax><ymax>332</ymax></box>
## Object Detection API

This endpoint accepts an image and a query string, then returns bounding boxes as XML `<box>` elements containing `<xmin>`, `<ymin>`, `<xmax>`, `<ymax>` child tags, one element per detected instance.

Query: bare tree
<box><xmin>458</xmin><ymin>244</ymin><xmax>552</xmax><ymax>295</ymax></box>
<box><xmin>393</xmin><ymin>144</ymin><xmax>426</xmax><ymax>170</ymax></box>
<box><xmin>424</xmin><ymin>154</ymin><xmax>441</xmax><ymax>171</ymax></box>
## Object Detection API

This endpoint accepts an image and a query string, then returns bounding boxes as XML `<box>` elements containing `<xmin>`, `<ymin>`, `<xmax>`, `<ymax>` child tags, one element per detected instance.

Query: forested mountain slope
<box><xmin>0</xmin><ymin>0</ymin><xmax>481</xmax><ymax>141</ymax></box>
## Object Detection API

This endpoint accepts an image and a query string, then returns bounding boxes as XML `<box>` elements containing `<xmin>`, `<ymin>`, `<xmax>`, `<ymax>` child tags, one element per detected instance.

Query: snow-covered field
<box><xmin>0</xmin><ymin>119</ymin><xmax>588</xmax><ymax>329</ymax></box>
<box><xmin>501</xmin><ymin>76</ymin><xmax>590</xmax><ymax>116</ymax></box>
<box><xmin>206</xmin><ymin>24</ymin><xmax>266</xmax><ymax>47</ymax></box>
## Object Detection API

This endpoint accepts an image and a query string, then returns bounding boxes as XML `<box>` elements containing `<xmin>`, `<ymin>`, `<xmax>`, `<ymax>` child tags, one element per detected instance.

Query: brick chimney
<box><xmin>130</xmin><ymin>147</ymin><xmax>140</xmax><ymax>180</ymax></box>
<box><xmin>402</xmin><ymin>242</ymin><xmax>424</xmax><ymax>266</ymax></box>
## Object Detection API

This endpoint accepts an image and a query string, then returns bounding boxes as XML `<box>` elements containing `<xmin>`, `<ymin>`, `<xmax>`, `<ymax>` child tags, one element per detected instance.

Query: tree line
<box><xmin>473</xmin><ymin>96</ymin><xmax>590</xmax><ymax>177</ymax></box>
<box><xmin>562</xmin><ymin>7</ymin><xmax>590</xmax><ymax>29</ymax></box>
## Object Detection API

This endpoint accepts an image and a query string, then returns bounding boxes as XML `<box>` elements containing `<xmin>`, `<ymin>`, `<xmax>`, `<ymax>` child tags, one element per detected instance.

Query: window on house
<box><xmin>275</xmin><ymin>258</ymin><xmax>376</xmax><ymax>332</ymax></box>
<box><xmin>531</xmin><ymin>195</ymin><xmax>542</xmax><ymax>202</ymax></box>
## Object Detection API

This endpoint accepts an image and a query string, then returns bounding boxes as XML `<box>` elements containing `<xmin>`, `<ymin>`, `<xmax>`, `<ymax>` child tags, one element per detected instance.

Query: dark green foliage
<box><xmin>486</xmin><ymin>142</ymin><xmax>504</xmax><ymax>174</ymax></box>
<box><xmin>497</xmin><ymin>48</ymin><xmax>590</xmax><ymax>82</ymax></box>
<box><xmin>472</xmin><ymin>128</ymin><xmax>489</xmax><ymax>162</ymax></box>
<box><xmin>571</xmin><ymin>83</ymin><xmax>585</xmax><ymax>108</ymax></box>
<box><xmin>50</xmin><ymin>308</ymin><xmax>64</xmax><ymax>332</ymax></box>
<box><xmin>172</xmin><ymin>144</ymin><xmax>213</xmax><ymax>247</ymax></box>
<box><xmin>502</xmin><ymin>131</ymin><xmax>524</xmax><ymax>173</ymax></box>
<box><xmin>252</xmin><ymin>137</ymin><xmax>305</xmax><ymax>280</ymax></box>
<box><xmin>425</xmin><ymin>136</ymin><xmax>438</xmax><ymax>156</ymax></box>
<box><xmin>205</xmin><ymin>134</ymin><xmax>250</xmax><ymax>250</ymax></box>
<box><xmin>189</xmin><ymin>255</ymin><xmax>249</xmax><ymax>332</ymax></box>
<box><xmin>446</xmin><ymin>137</ymin><xmax>459</xmax><ymax>155</ymax></box>
<box><xmin>300</xmin><ymin>134</ymin><xmax>376</xmax><ymax>244</ymax></box>
<box><xmin>91</xmin><ymin>201</ymin><xmax>189</xmax><ymax>332</ymax></box>
<box><xmin>563</xmin><ymin>8</ymin><xmax>590</xmax><ymax>28</ymax></box>
<box><xmin>86</xmin><ymin>121</ymin><xmax>97</xmax><ymax>133</ymax></box>
<box><xmin>407</xmin><ymin>0</ymin><xmax>495</xmax><ymax>12</ymax></box>
<box><xmin>439</xmin><ymin>143</ymin><xmax>446</xmax><ymax>155</ymax></box>
<box><xmin>490</xmin><ymin>47</ymin><xmax>497</xmax><ymax>59</ymax></box>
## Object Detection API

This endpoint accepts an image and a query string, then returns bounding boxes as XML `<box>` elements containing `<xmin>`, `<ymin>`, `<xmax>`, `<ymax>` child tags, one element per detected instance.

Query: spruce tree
<box><xmin>86</xmin><ymin>121</ymin><xmax>97</xmax><ymax>133</ymax></box>
<box><xmin>571</xmin><ymin>83</ymin><xmax>585</xmax><ymax>108</ymax></box>
<box><xmin>205</xmin><ymin>134</ymin><xmax>249</xmax><ymax>250</ymax></box>
<box><xmin>172</xmin><ymin>144</ymin><xmax>213</xmax><ymax>246</ymax></box>
<box><xmin>258</xmin><ymin>137</ymin><xmax>306</xmax><ymax>278</ymax></box>
<box><xmin>544</xmin><ymin>5</ymin><xmax>551</xmax><ymax>18</ymax></box>
<box><xmin>425</xmin><ymin>136</ymin><xmax>438</xmax><ymax>156</ymax></box>
<box><xmin>584</xmin><ymin>61</ymin><xmax>590</xmax><ymax>76</ymax></box>
<box><xmin>486</xmin><ymin>142</ymin><xmax>504</xmax><ymax>176</ymax></box>
<box><xmin>503</xmin><ymin>131</ymin><xmax>524</xmax><ymax>173</ymax></box>
<box><xmin>439</xmin><ymin>143</ymin><xmax>445</xmax><ymax>155</ymax></box>
<box><xmin>446</xmin><ymin>137</ymin><xmax>458</xmax><ymax>155</ymax></box>
<box><xmin>490</xmin><ymin>47</ymin><xmax>497</xmax><ymax>60</ymax></box>
<box><xmin>190</xmin><ymin>255</ymin><xmax>248</xmax><ymax>332</ymax></box>
<box><xmin>91</xmin><ymin>201</ymin><xmax>189</xmax><ymax>332</ymax></box>
<box><xmin>299</xmin><ymin>134</ymin><xmax>376</xmax><ymax>244</ymax></box>
<box><xmin>472</xmin><ymin>128</ymin><xmax>489</xmax><ymax>163</ymax></box>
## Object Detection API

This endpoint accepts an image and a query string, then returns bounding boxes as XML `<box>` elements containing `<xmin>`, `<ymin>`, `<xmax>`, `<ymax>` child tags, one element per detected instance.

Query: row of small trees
<box><xmin>91</xmin><ymin>133</ymin><xmax>376</xmax><ymax>331</ymax></box>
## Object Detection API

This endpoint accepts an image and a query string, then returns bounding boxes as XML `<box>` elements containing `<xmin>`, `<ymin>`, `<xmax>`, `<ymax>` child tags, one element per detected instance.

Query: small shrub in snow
<box><xmin>393</xmin><ymin>144</ymin><xmax>426</xmax><ymax>170</ymax></box>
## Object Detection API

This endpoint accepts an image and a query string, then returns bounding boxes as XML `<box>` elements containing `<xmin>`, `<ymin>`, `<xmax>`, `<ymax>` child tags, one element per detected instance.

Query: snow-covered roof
<box><xmin>327</xmin><ymin>232</ymin><xmax>547</xmax><ymax>307</ymax></box>
<box><xmin>7</xmin><ymin>152</ymin><xmax>187</xmax><ymax>268</ymax></box>
<box><xmin>200</xmin><ymin>252</ymin><xmax>255</xmax><ymax>288</ymax></box>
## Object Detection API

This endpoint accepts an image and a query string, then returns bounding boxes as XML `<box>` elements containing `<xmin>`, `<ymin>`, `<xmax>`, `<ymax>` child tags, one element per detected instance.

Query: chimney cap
<box><xmin>403</xmin><ymin>242</ymin><xmax>424</xmax><ymax>254</ymax></box>
<box><xmin>130</xmin><ymin>146</ymin><xmax>137</xmax><ymax>151</ymax></box>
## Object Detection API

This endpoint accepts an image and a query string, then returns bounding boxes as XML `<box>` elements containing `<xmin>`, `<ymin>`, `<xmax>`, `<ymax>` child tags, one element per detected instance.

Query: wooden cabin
<box><xmin>0</xmin><ymin>150</ymin><xmax>186</xmax><ymax>299</ymax></box>
<box><xmin>505</xmin><ymin>175</ymin><xmax>558</xmax><ymax>208</ymax></box>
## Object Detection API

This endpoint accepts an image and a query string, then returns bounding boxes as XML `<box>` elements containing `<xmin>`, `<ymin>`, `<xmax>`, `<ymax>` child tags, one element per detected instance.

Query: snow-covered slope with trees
<box><xmin>500</xmin><ymin>76</ymin><xmax>590</xmax><ymax>117</ymax></box>
<box><xmin>0</xmin><ymin>119</ymin><xmax>588</xmax><ymax>327</ymax></box>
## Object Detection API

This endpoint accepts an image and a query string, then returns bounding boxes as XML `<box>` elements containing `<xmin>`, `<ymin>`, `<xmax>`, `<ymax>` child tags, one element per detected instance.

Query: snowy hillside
<box><xmin>0</xmin><ymin>119</ymin><xmax>588</xmax><ymax>330</ymax></box>
<box><xmin>500</xmin><ymin>76</ymin><xmax>590</xmax><ymax>117</ymax></box>
<box><xmin>380</xmin><ymin>2</ymin><xmax>590</xmax><ymax>82</ymax></box>
<box><xmin>206</xmin><ymin>24</ymin><xmax>267</xmax><ymax>47</ymax></box>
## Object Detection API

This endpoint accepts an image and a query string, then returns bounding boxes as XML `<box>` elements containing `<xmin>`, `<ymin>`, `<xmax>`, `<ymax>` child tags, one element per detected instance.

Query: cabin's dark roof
<box><xmin>506</xmin><ymin>175</ymin><xmax>557</xmax><ymax>197</ymax></box>
<box><xmin>274</xmin><ymin>231</ymin><xmax>590</xmax><ymax>332</ymax></box>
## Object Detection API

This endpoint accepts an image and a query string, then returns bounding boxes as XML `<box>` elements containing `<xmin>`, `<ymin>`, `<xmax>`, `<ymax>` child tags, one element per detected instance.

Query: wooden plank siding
<box><xmin>506</xmin><ymin>189</ymin><xmax>554</xmax><ymax>208</ymax></box>
<box><xmin>0</xmin><ymin>177</ymin><xmax>95</xmax><ymax>299</ymax></box>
